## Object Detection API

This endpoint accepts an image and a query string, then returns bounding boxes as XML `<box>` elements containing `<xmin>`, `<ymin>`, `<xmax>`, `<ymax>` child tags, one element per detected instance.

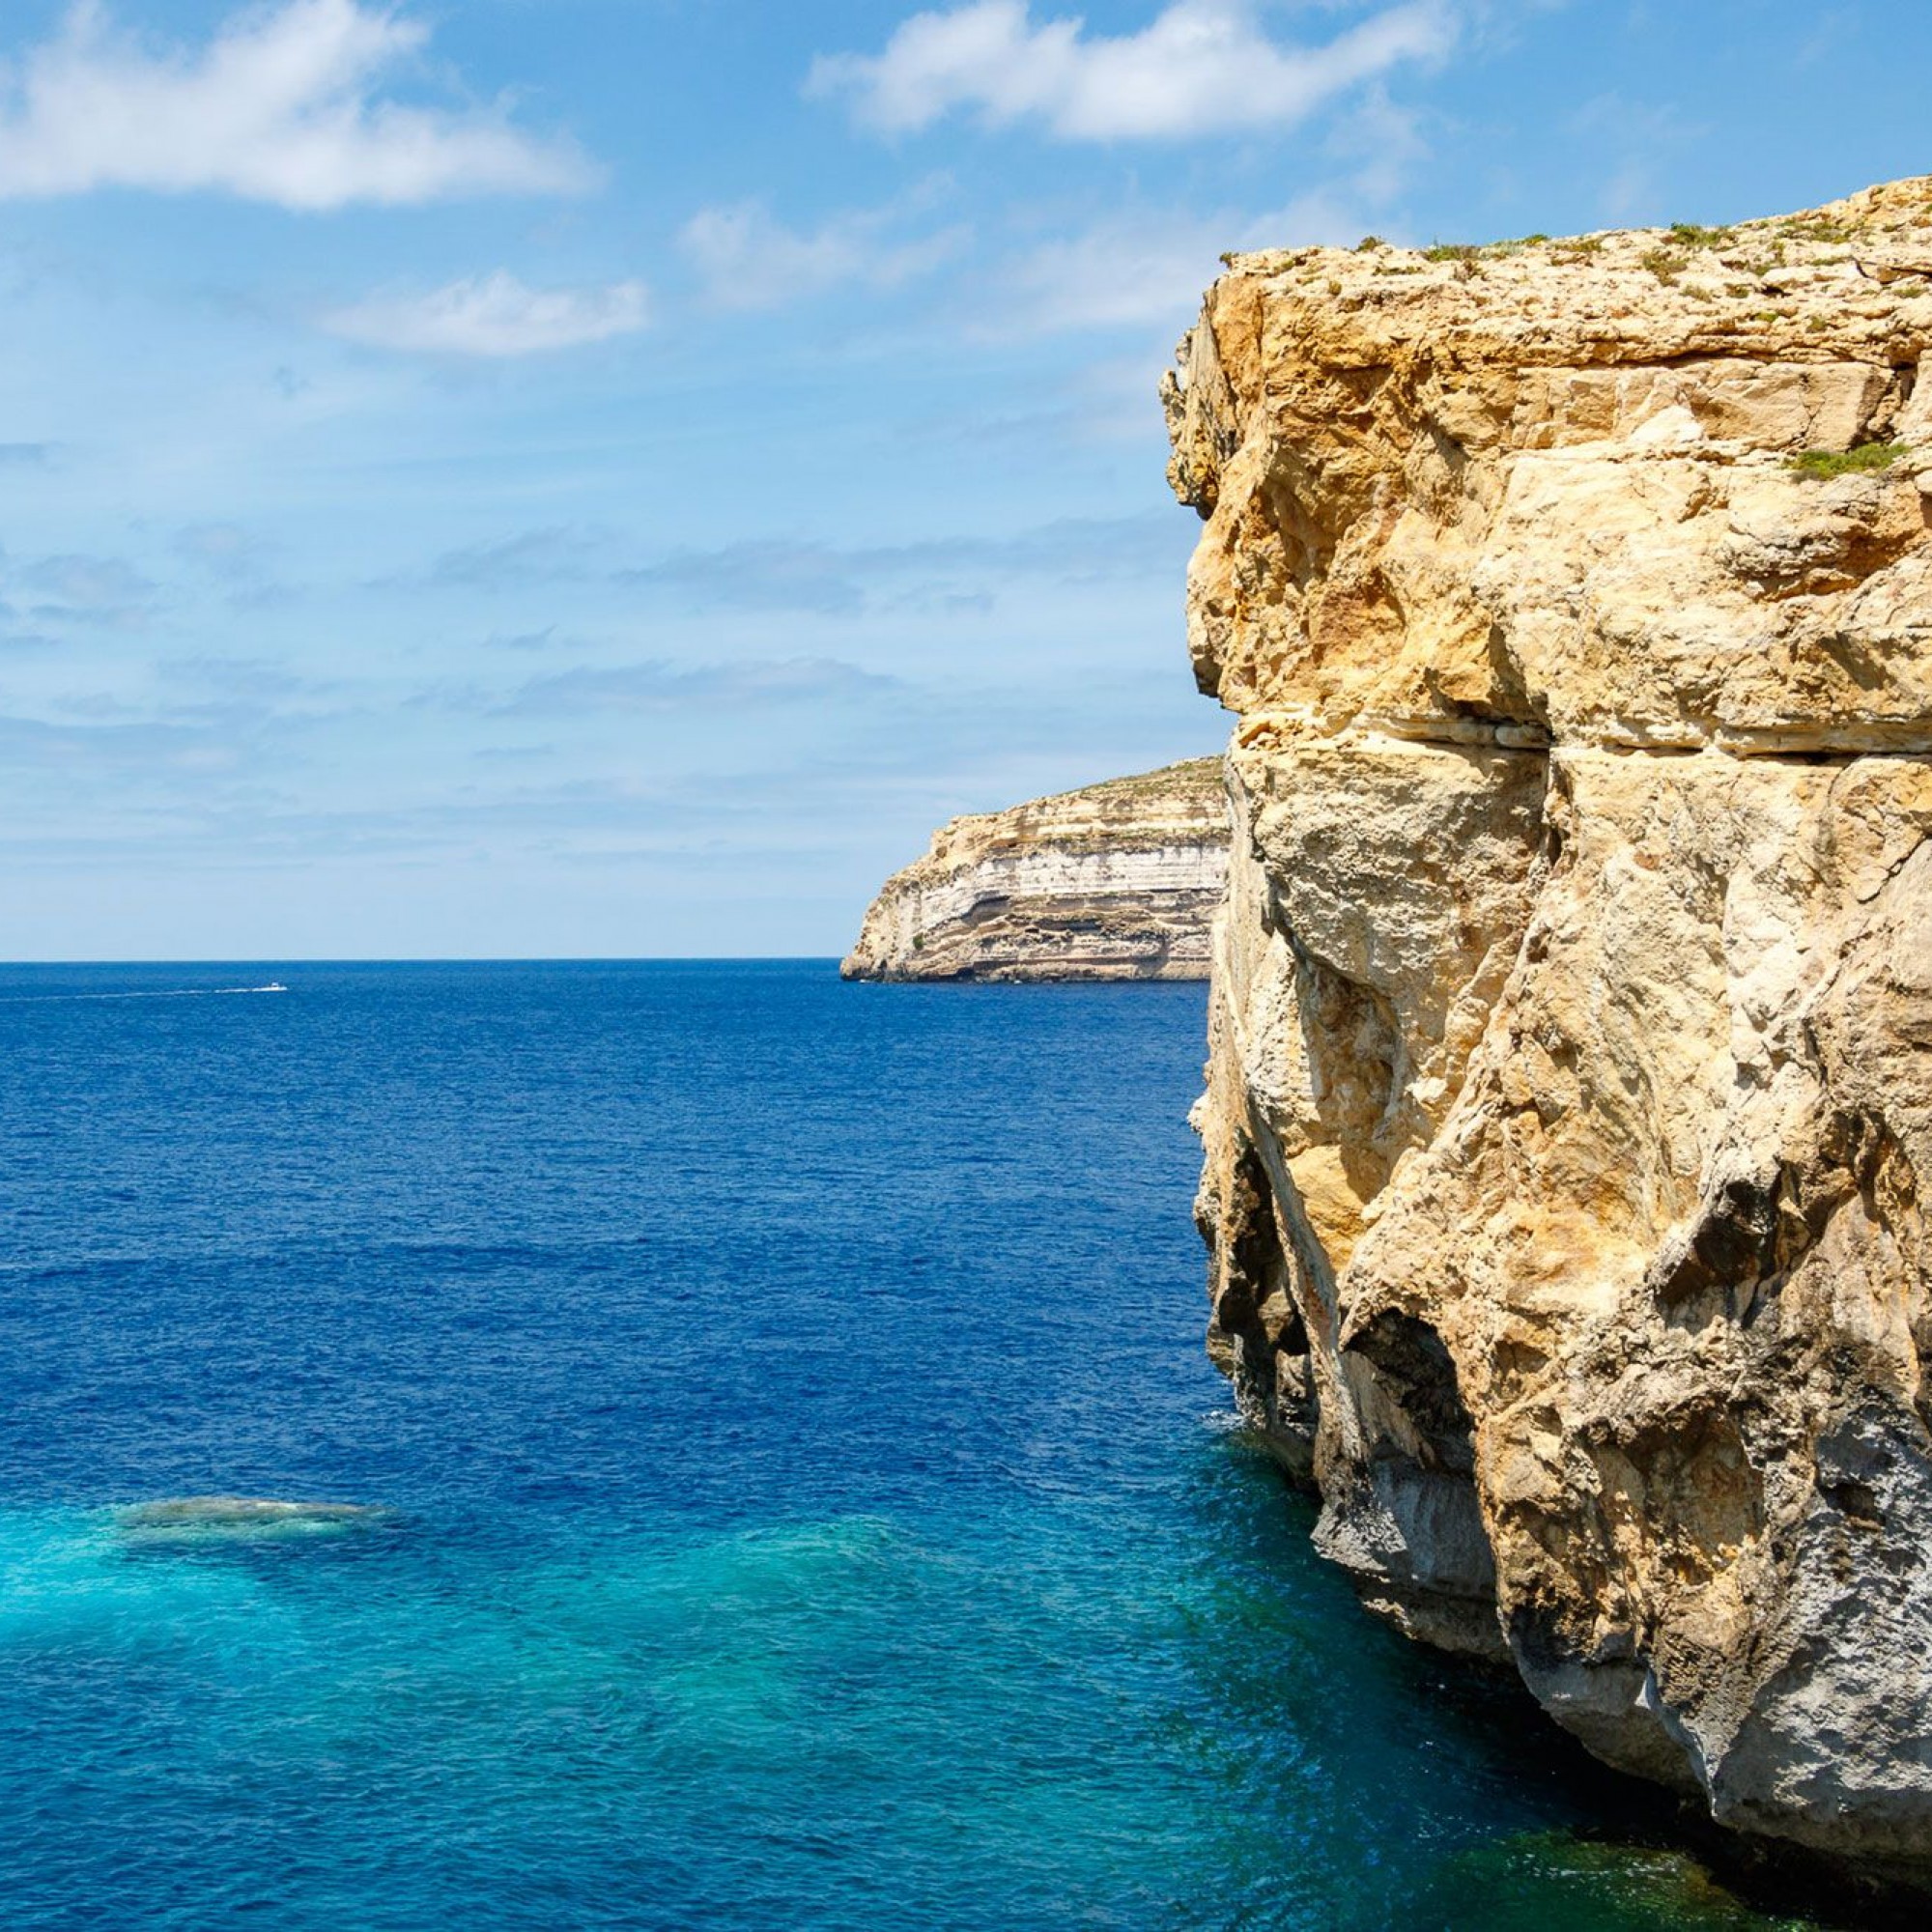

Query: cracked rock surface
<box><xmin>1169</xmin><ymin>176</ymin><xmax>1932</xmax><ymax>1874</ymax></box>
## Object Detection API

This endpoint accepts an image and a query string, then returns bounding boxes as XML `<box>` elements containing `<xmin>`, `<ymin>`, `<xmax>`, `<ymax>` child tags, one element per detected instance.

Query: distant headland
<box><xmin>841</xmin><ymin>758</ymin><xmax>1228</xmax><ymax>982</ymax></box>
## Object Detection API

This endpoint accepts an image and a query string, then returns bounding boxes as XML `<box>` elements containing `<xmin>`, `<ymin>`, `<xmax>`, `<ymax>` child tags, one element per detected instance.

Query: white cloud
<box><xmin>995</xmin><ymin>219</ymin><xmax>1226</xmax><ymax>333</ymax></box>
<box><xmin>988</xmin><ymin>191</ymin><xmax>1379</xmax><ymax>337</ymax></box>
<box><xmin>807</xmin><ymin>0</ymin><xmax>1456</xmax><ymax>141</ymax></box>
<box><xmin>679</xmin><ymin>196</ymin><xmax>968</xmax><ymax>312</ymax></box>
<box><xmin>975</xmin><ymin>71</ymin><xmax>1436</xmax><ymax>339</ymax></box>
<box><xmin>321</xmin><ymin>272</ymin><xmax>649</xmax><ymax>356</ymax></box>
<box><xmin>0</xmin><ymin>0</ymin><xmax>594</xmax><ymax>208</ymax></box>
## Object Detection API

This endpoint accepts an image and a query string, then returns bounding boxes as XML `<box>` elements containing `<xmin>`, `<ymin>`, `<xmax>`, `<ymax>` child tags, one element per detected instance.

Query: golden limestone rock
<box><xmin>841</xmin><ymin>759</ymin><xmax>1228</xmax><ymax>981</ymax></box>
<box><xmin>1170</xmin><ymin>178</ymin><xmax>1932</xmax><ymax>1875</ymax></box>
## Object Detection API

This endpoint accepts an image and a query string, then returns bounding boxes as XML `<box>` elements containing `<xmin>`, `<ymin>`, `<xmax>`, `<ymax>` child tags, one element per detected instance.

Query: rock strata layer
<box><xmin>1168</xmin><ymin>177</ymin><xmax>1932</xmax><ymax>1876</ymax></box>
<box><xmin>841</xmin><ymin>760</ymin><xmax>1228</xmax><ymax>981</ymax></box>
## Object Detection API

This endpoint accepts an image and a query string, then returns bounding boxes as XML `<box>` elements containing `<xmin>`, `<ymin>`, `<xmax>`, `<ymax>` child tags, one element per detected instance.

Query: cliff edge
<box><xmin>1169</xmin><ymin>176</ymin><xmax>1932</xmax><ymax>1877</ymax></box>
<box><xmin>841</xmin><ymin>760</ymin><xmax>1228</xmax><ymax>981</ymax></box>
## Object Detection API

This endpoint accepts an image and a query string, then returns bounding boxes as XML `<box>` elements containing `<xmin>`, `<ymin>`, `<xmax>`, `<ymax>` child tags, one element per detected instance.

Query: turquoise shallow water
<box><xmin>0</xmin><ymin>961</ymin><xmax>1816</xmax><ymax>1928</ymax></box>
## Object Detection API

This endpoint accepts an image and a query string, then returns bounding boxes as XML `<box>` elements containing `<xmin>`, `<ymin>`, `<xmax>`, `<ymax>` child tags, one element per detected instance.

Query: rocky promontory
<box><xmin>841</xmin><ymin>760</ymin><xmax>1228</xmax><ymax>981</ymax></box>
<box><xmin>1169</xmin><ymin>176</ymin><xmax>1932</xmax><ymax>1880</ymax></box>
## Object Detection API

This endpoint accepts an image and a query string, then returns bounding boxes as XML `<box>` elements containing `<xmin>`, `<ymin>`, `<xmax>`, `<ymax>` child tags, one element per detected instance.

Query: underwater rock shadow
<box><xmin>115</xmin><ymin>1496</ymin><xmax>402</xmax><ymax>1553</ymax></box>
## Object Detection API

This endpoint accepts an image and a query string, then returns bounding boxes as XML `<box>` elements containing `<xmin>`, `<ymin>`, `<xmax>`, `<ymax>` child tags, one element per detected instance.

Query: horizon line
<box><xmin>0</xmin><ymin>954</ymin><xmax>848</xmax><ymax>967</ymax></box>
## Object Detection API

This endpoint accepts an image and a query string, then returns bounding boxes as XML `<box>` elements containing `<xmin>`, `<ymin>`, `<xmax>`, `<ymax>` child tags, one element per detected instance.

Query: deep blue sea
<box><xmin>0</xmin><ymin>961</ymin><xmax>1813</xmax><ymax>1930</ymax></box>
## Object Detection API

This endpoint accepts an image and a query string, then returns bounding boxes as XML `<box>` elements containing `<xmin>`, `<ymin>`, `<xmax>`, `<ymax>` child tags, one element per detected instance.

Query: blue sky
<box><xmin>0</xmin><ymin>0</ymin><xmax>1926</xmax><ymax>958</ymax></box>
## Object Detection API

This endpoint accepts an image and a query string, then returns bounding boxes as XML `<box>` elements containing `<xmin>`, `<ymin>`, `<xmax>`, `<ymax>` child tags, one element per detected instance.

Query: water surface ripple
<box><xmin>0</xmin><ymin>962</ymin><xmax>1811</xmax><ymax>1928</ymax></box>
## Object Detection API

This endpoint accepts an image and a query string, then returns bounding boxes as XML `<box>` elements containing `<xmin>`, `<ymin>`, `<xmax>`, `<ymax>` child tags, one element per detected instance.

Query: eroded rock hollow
<box><xmin>1168</xmin><ymin>177</ymin><xmax>1932</xmax><ymax>1873</ymax></box>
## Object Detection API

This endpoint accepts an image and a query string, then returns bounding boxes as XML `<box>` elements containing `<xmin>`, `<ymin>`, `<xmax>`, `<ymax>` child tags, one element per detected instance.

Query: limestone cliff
<box><xmin>842</xmin><ymin>760</ymin><xmax>1228</xmax><ymax>981</ymax></box>
<box><xmin>1168</xmin><ymin>177</ymin><xmax>1932</xmax><ymax>1877</ymax></box>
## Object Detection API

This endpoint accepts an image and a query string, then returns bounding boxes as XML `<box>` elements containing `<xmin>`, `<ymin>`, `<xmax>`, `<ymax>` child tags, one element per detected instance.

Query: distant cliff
<box><xmin>1171</xmin><ymin>173</ymin><xmax>1932</xmax><ymax>1882</ymax></box>
<box><xmin>841</xmin><ymin>760</ymin><xmax>1228</xmax><ymax>981</ymax></box>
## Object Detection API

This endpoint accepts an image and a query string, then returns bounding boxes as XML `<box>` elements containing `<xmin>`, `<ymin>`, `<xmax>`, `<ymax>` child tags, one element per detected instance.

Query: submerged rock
<box><xmin>1169</xmin><ymin>176</ymin><xmax>1932</xmax><ymax>1881</ymax></box>
<box><xmin>841</xmin><ymin>759</ymin><xmax>1229</xmax><ymax>981</ymax></box>
<box><xmin>118</xmin><ymin>1496</ymin><xmax>393</xmax><ymax>1545</ymax></box>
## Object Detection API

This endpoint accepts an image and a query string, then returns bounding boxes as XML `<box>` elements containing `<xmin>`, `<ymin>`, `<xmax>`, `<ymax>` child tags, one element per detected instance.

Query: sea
<box><xmin>0</xmin><ymin>960</ymin><xmax>1818</xmax><ymax>1930</ymax></box>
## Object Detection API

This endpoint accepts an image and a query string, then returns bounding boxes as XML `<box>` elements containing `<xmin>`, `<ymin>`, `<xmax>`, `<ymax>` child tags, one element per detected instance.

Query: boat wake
<box><xmin>0</xmin><ymin>983</ymin><xmax>289</xmax><ymax>1005</ymax></box>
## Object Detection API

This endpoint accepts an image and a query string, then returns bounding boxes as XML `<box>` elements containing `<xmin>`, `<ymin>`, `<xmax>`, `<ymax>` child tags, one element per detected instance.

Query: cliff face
<box><xmin>1169</xmin><ymin>177</ymin><xmax>1932</xmax><ymax>1873</ymax></box>
<box><xmin>842</xmin><ymin>760</ymin><xmax>1228</xmax><ymax>981</ymax></box>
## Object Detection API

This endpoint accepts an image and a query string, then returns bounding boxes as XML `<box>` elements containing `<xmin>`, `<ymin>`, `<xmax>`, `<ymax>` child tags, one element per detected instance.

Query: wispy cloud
<box><xmin>984</xmin><ymin>188</ymin><xmax>1382</xmax><ymax>337</ymax></box>
<box><xmin>385</xmin><ymin>513</ymin><xmax>1181</xmax><ymax>607</ymax></box>
<box><xmin>498</xmin><ymin>657</ymin><xmax>901</xmax><ymax>716</ymax></box>
<box><xmin>0</xmin><ymin>0</ymin><xmax>595</xmax><ymax>209</ymax></box>
<box><xmin>808</xmin><ymin>0</ymin><xmax>1456</xmax><ymax>141</ymax></box>
<box><xmin>1568</xmin><ymin>92</ymin><xmax>1700</xmax><ymax>222</ymax></box>
<box><xmin>321</xmin><ymin>271</ymin><xmax>649</xmax><ymax>355</ymax></box>
<box><xmin>617</xmin><ymin>514</ymin><xmax>1184</xmax><ymax>613</ymax></box>
<box><xmin>174</xmin><ymin>522</ymin><xmax>272</xmax><ymax>581</ymax></box>
<box><xmin>404</xmin><ymin>527</ymin><xmax>605</xmax><ymax>590</ymax></box>
<box><xmin>0</xmin><ymin>709</ymin><xmax>257</xmax><ymax>775</ymax></box>
<box><xmin>153</xmin><ymin>656</ymin><xmax>335</xmax><ymax>704</ymax></box>
<box><xmin>17</xmin><ymin>551</ymin><xmax>157</xmax><ymax>628</ymax></box>
<box><xmin>679</xmin><ymin>194</ymin><xmax>968</xmax><ymax>312</ymax></box>
<box><xmin>992</xmin><ymin>217</ymin><xmax>1227</xmax><ymax>334</ymax></box>
<box><xmin>621</xmin><ymin>542</ymin><xmax>870</xmax><ymax>615</ymax></box>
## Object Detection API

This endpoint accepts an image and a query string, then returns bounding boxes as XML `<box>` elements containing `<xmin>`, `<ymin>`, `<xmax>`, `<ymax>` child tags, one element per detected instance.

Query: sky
<box><xmin>0</xmin><ymin>0</ymin><xmax>1927</xmax><ymax>959</ymax></box>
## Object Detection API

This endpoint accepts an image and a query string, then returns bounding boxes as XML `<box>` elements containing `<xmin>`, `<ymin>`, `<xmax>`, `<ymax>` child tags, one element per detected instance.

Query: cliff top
<box><xmin>922</xmin><ymin>757</ymin><xmax>1226</xmax><ymax>867</ymax></box>
<box><xmin>1164</xmin><ymin>175</ymin><xmax>1932</xmax><ymax>755</ymax></box>
<box><xmin>1203</xmin><ymin>172</ymin><xmax>1932</xmax><ymax>374</ymax></box>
